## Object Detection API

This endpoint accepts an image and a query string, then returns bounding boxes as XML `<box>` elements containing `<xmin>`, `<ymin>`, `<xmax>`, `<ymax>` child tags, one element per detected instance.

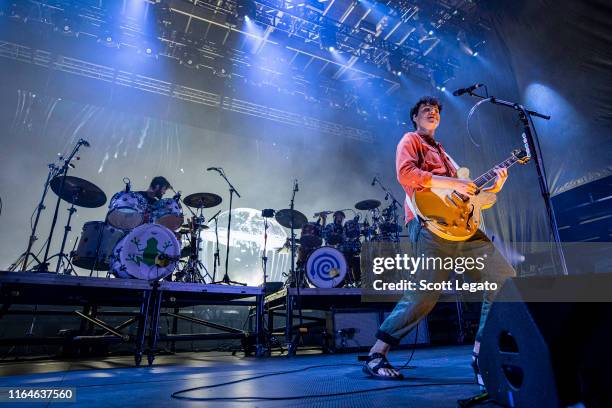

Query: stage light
<box><xmin>319</xmin><ymin>25</ymin><xmax>337</xmax><ymax>51</ymax></box>
<box><xmin>387</xmin><ymin>52</ymin><xmax>403</xmax><ymax>76</ymax></box>
<box><xmin>473</xmin><ymin>51</ymin><xmax>479</xmax><ymax>57</ymax></box>
<box><xmin>180</xmin><ymin>47</ymin><xmax>201</xmax><ymax>69</ymax></box>
<box><xmin>440</xmin><ymin>86</ymin><xmax>446</xmax><ymax>92</ymax></box>
<box><xmin>328</xmin><ymin>46</ymin><xmax>335</xmax><ymax>52</ymax></box>
<box><xmin>237</xmin><ymin>0</ymin><xmax>257</xmax><ymax>22</ymax></box>
<box><xmin>428</xmin><ymin>30</ymin><xmax>434</xmax><ymax>36</ymax></box>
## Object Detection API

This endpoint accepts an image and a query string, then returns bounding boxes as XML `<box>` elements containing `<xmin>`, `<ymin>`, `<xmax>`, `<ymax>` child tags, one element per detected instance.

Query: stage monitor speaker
<box><xmin>480</xmin><ymin>275</ymin><xmax>612</xmax><ymax>408</ymax></box>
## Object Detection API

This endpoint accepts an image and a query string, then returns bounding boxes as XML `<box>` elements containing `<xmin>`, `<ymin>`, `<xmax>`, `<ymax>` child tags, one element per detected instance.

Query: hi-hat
<box><xmin>183</xmin><ymin>193</ymin><xmax>223</xmax><ymax>209</ymax></box>
<box><xmin>50</xmin><ymin>176</ymin><xmax>106</xmax><ymax>208</ymax></box>
<box><xmin>355</xmin><ymin>199</ymin><xmax>381</xmax><ymax>211</ymax></box>
<box><xmin>275</xmin><ymin>209</ymin><xmax>308</xmax><ymax>229</ymax></box>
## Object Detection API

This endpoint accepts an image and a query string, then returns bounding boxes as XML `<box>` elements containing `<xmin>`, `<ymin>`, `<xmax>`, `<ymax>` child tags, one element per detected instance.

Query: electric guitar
<box><xmin>411</xmin><ymin>149</ymin><xmax>531</xmax><ymax>241</ymax></box>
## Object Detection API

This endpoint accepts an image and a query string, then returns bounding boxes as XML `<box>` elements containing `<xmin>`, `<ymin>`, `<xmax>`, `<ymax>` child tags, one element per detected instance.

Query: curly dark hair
<box><xmin>409</xmin><ymin>96</ymin><xmax>442</xmax><ymax>129</ymax></box>
<box><xmin>149</xmin><ymin>176</ymin><xmax>171</xmax><ymax>190</ymax></box>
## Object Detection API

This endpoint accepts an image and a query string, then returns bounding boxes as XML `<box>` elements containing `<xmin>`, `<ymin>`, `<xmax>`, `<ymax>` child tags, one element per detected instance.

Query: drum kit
<box><xmin>10</xmin><ymin>137</ymin><xmax>225</xmax><ymax>283</ymax></box>
<box><xmin>273</xmin><ymin>198</ymin><xmax>402</xmax><ymax>289</ymax></box>
<box><xmin>71</xmin><ymin>186</ymin><xmax>224</xmax><ymax>282</ymax></box>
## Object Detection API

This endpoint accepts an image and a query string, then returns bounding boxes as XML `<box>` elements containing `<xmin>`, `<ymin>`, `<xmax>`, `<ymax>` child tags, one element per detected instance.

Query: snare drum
<box><xmin>305</xmin><ymin>246</ymin><xmax>347</xmax><ymax>288</ymax></box>
<box><xmin>110</xmin><ymin>223</ymin><xmax>180</xmax><ymax>280</ymax></box>
<box><xmin>72</xmin><ymin>221</ymin><xmax>126</xmax><ymax>271</ymax></box>
<box><xmin>107</xmin><ymin>191</ymin><xmax>149</xmax><ymax>230</ymax></box>
<box><xmin>151</xmin><ymin>198</ymin><xmax>184</xmax><ymax>231</ymax></box>
<box><xmin>300</xmin><ymin>222</ymin><xmax>322</xmax><ymax>248</ymax></box>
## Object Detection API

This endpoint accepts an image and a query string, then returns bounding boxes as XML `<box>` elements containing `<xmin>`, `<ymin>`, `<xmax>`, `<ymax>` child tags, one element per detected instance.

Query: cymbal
<box><xmin>183</xmin><ymin>192</ymin><xmax>223</xmax><ymax>209</ymax></box>
<box><xmin>355</xmin><ymin>199</ymin><xmax>381</xmax><ymax>211</ymax></box>
<box><xmin>50</xmin><ymin>176</ymin><xmax>106</xmax><ymax>208</ymax></box>
<box><xmin>275</xmin><ymin>209</ymin><xmax>308</xmax><ymax>229</ymax></box>
<box><xmin>178</xmin><ymin>224</ymin><xmax>209</xmax><ymax>234</ymax></box>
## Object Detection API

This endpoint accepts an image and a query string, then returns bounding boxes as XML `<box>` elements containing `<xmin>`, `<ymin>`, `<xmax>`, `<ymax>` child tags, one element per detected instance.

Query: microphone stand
<box><xmin>209</xmin><ymin>210</ymin><xmax>222</xmax><ymax>282</ymax></box>
<box><xmin>211</xmin><ymin>169</ymin><xmax>246</xmax><ymax>285</ymax></box>
<box><xmin>11</xmin><ymin>158</ymin><xmax>61</xmax><ymax>271</ymax></box>
<box><xmin>462</xmin><ymin>90</ymin><xmax>568</xmax><ymax>275</ymax></box>
<box><xmin>287</xmin><ymin>180</ymin><xmax>304</xmax><ymax>356</ymax></box>
<box><xmin>38</xmin><ymin>139</ymin><xmax>87</xmax><ymax>273</ymax></box>
<box><xmin>373</xmin><ymin>177</ymin><xmax>402</xmax><ymax>242</ymax></box>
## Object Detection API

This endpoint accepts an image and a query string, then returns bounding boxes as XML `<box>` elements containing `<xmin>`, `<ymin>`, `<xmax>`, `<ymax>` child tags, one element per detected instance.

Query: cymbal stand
<box><xmin>10</xmin><ymin>158</ymin><xmax>61</xmax><ymax>271</ymax></box>
<box><xmin>48</xmin><ymin>190</ymin><xmax>80</xmax><ymax>275</ymax></box>
<box><xmin>181</xmin><ymin>208</ymin><xmax>212</xmax><ymax>283</ymax></box>
<box><xmin>372</xmin><ymin>178</ymin><xmax>402</xmax><ymax>242</ymax></box>
<box><xmin>211</xmin><ymin>168</ymin><xmax>245</xmax><ymax>286</ymax></box>
<box><xmin>38</xmin><ymin>139</ymin><xmax>88</xmax><ymax>272</ymax></box>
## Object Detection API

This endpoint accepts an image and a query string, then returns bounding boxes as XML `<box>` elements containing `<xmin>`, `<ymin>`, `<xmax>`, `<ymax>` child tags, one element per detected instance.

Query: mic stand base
<box><xmin>212</xmin><ymin>274</ymin><xmax>247</xmax><ymax>286</ymax></box>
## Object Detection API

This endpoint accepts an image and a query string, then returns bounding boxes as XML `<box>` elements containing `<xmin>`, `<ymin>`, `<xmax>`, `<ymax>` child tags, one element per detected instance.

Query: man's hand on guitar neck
<box><xmin>482</xmin><ymin>167</ymin><xmax>508</xmax><ymax>194</ymax></box>
<box><xmin>428</xmin><ymin>175</ymin><xmax>477</xmax><ymax>196</ymax></box>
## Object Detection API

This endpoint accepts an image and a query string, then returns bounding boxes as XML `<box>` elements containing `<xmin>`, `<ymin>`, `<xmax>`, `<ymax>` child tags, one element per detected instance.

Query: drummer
<box><xmin>136</xmin><ymin>176</ymin><xmax>172</xmax><ymax>206</ymax></box>
<box><xmin>319</xmin><ymin>210</ymin><xmax>345</xmax><ymax>227</ymax></box>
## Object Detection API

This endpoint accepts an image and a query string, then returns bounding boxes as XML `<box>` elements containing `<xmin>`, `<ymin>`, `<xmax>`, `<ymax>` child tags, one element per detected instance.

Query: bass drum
<box><xmin>72</xmin><ymin>221</ymin><xmax>126</xmax><ymax>271</ymax></box>
<box><xmin>305</xmin><ymin>246</ymin><xmax>347</xmax><ymax>288</ymax></box>
<box><xmin>110</xmin><ymin>223</ymin><xmax>180</xmax><ymax>280</ymax></box>
<box><xmin>107</xmin><ymin>191</ymin><xmax>149</xmax><ymax>230</ymax></box>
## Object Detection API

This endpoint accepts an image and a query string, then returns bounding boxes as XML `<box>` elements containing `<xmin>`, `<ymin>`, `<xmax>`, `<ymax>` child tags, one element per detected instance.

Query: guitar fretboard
<box><xmin>473</xmin><ymin>156</ymin><xmax>520</xmax><ymax>188</ymax></box>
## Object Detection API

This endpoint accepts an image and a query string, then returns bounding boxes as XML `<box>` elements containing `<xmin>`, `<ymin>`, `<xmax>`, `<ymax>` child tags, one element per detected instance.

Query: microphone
<box><xmin>79</xmin><ymin>139</ymin><xmax>90</xmax><ymax>147</ymax></box>
<box><xmin>294</xmin><ymin>179</ymin><xmax>299</xmax><ymax>192</ymax></box>
<box><xmin>371</xmin><ymin>176</ymin><xmax>377</xmax><ymax>186</ymax></box>
<box><xmin>173</xmin><ymin>191</ymin><xmax>182</xmax><ymax>201</ymax></box>
<box><xmin>452</xmin><ymin>83</ymin><xmax>484</xmax><ymax>96</ymax></box>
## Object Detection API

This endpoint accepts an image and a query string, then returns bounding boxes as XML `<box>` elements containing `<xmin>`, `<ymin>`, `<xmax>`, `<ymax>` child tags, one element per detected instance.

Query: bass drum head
<box><xmin>306</xmin><ymin>246</ymin><xmax>347</xmax><ymax>288</ymax></box>
<box><xmin>111</xmin><ymin>223</ymin><xmax>180</xmax><ymax>281</ymax></box>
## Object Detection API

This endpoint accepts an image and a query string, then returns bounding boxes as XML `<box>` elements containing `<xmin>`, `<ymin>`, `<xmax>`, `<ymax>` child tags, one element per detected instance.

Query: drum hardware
<box><xmin>10</xmin><ymin>156</ymin><xmax>63</xmax><ymax>272</ymax></box>
<box><xmin>371</xmin><ymin>176</ymin><xmax>402</xmax><ymax>242</ymax></box>
<box><xmin>207</xmin><ymin>167</ymin><xmax>246</xmax><ymax>286</ymax></box>
<box><xmin>21</xmin><ymin>139</ymin><xmax>92</xmax><ymax>273</ymax></box>
<box><xmin>276</xmin><ymin>180</ymin><xmax>306</xmax><ymax>355</ymax></box>
<box><xmin>177</xmin><ymin>212</ymin><xmax>212</xmax><ymax>284</ymax></box>
<box><xmin>46</xmin><ymin>175</ymin><xmax>106</xmax><ymax>275</ymax></box>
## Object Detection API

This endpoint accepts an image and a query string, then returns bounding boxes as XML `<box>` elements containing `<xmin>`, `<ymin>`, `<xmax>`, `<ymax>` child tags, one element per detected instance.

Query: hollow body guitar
<box><xmin>411</xmin><ymin>149</ymin><xmax>530</xmax><ymax>242</ymax></box>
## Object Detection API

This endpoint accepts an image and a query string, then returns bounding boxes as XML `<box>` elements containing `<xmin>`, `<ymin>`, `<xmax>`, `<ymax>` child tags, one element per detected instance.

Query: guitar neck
<box><xmin>473</xmin><ymin>156</ymin><xmax>520</xmax><ymax>189</ymax></box>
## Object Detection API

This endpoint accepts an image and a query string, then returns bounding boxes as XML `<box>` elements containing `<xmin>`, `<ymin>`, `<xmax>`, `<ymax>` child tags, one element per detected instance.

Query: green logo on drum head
<box><xmin>126</xmin><ymin>237</ymin><xmax>173</xmax><ymax>267</ymax></box>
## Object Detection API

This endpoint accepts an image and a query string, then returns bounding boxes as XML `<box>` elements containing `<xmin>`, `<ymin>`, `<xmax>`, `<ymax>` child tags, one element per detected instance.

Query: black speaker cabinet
<box><xmin>480</xmin><ymin>275</ymin><xmax>612</xmax><ymax>408</ymax></box>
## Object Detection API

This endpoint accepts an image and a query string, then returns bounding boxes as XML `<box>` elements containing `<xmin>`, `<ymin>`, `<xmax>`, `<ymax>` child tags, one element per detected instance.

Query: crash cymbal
<box><xmin>355</xmin><ymin>199</ymin><xmax>381</xmax><ymax>211</ymax></box>
<box><xmin>275</xmin><ymin>209</ymin><xmax>308</xmax><ymax>229</ymax></box>
<box><xmin>50</xmin><ymin>176</ymin><xmax>107</xmax><ymax>208</ymax></box>
<box><xmin>183</xmin><ymin>192</ymin><xmax>223</xmax><ymax>209</ymax></box>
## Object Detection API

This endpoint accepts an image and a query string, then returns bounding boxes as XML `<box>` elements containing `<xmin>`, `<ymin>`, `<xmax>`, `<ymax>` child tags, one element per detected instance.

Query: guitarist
<box><xmin>364</xmin><ymin>96</ymin><xmax>516</xmax><ymax>401</ymax></box>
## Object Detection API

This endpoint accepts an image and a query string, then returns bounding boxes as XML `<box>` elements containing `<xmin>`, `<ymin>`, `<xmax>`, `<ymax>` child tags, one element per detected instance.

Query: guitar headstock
<box><xmin>512</xmin><ymin>148</ymin><xmax>531</xmax><ymax>165</ymax></box>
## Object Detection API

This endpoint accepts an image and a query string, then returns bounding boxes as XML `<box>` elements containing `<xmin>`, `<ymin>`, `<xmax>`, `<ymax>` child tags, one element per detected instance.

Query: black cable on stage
<box><xmin>170</xmin><ymin>363</ymin><xmax>474</xmax><ymax>402</ymax></box>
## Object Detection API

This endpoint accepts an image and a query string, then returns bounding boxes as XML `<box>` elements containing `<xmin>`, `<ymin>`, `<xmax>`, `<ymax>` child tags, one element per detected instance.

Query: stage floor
<box><xmin>0</xmin><ymin>346</ymin><xmax>498</xmax><ymax>407</ymax></box>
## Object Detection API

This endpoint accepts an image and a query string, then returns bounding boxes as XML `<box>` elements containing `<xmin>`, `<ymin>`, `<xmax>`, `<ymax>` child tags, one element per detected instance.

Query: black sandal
<box><xmin>362</xmin><ymin>352</ymin><xmax>404</xmax><ymax>380</ymax></box>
